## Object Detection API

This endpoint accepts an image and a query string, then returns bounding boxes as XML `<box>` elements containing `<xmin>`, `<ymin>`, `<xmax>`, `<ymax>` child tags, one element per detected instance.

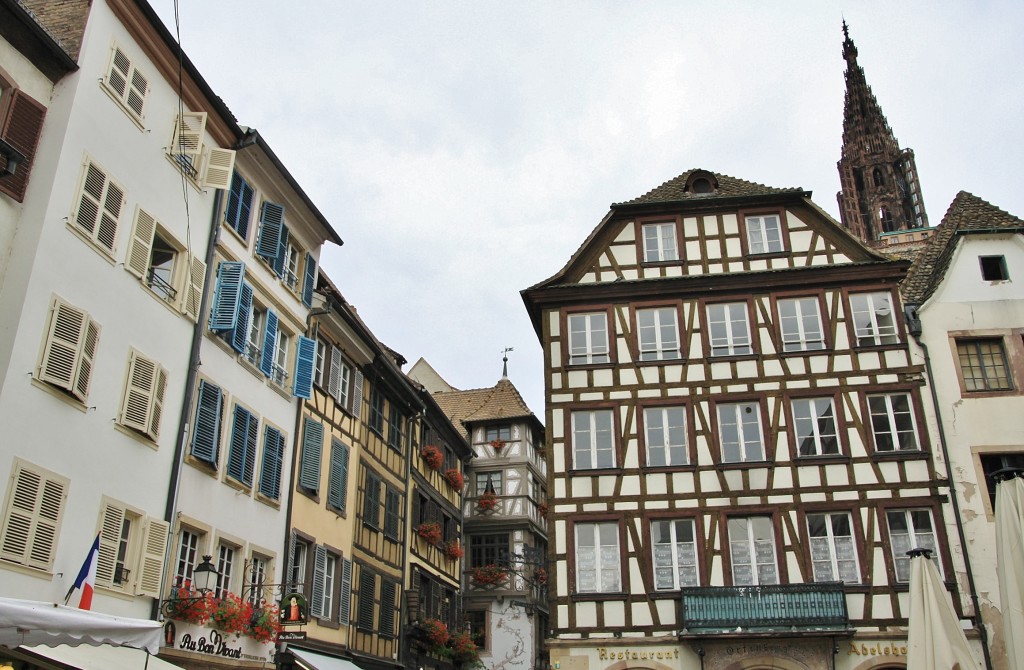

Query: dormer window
<box><xmin>684</xmin><ymin>170</ymin><xmax>719</xmax><ymax>195</ymax></box>
<box><xmin>980</xmin><ymin>255</ymin><xmax>1009</xmax><ymax>281</ymax></box>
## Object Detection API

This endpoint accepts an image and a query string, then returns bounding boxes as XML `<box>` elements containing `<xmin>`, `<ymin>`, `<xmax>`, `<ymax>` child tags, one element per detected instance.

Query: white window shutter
<box><xmin>126</xmin><ymin>208</ymin><xmax>155</xmax><ymax>278</ymax></box>
<box><xmin>202</xmin><ymin>148</ymin><xmax>236</xmax><ymax>190</ymax></box>
<box><xmin>135</xmin><ymin>516</ymin><xmax>169</xmax><ymax>597</ymax></box>
<box><xmin>73</xmin><ymin>318</ymin><xmax>100</xmax><ymax>402</ymax></box>
<box><xmin>0</xmin><ymin>462</ymin><xmax>68</xmax><ymax>570</ymax></box>
<box><xmin>351</xmin><ymin>370</ymin><xmax>364</xmax><ymax>418</ymax></box>
<box><xmin>96</xmin><ymin>178</ymin><xmax>124</xmax><ymax>254</ymax></box>
<box><xmin>149</xmin><ymin>366</ymin><xmax>167</xmax><ymax>440</ymax></box>
<box><xmin>126</xmin><ymin>68</ymin><xmax>148</xmax><ymax>118</ymax></box>
<box><xmin>39</xmin><ymin>299</ymin><xmax>87</xmax><ymax>391</ymax></box>
<box><xmin>106</xmin><ymin>48</ymin><xmax>130</xmax><ymax>97</ymax></box>
<box><xmin>328</xmin><ymin>346</ymin><xmax>342</xmax><ymax>400</ymax></box>
<box><xmin>170</xmin><ymin>112</ymin><xmax>206</xmax><ymax>158</ymax></box>
<box><xmin>120</xmin><ymin>350</ymin><xmax>156</xmax><ymax>436</ymax></box>
<box><xmin>96</xmin><ymin>501</ymin><xmax>126</xmax><ymax>588</ymax></box>
<box><xmin>181</xmin><ymin>255</ymin><xmax>206</xmax><ymax>322</ymax></box>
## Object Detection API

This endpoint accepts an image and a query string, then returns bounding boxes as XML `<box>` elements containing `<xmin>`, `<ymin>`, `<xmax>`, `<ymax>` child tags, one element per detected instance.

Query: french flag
<box><xmin>65</xmin><ymin>534</ymin><xmax>100</xmax><ymax>610</ymax></box>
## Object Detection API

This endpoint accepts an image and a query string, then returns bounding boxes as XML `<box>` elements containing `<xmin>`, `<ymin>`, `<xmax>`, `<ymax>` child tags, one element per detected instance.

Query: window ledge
<box><xmin>853</xmin><ymin>342</ymin><xmax>906</xmax><ymax>352</ymax></box>
<box><xmin>637</xmin><ymin>357</ymin><xmax>687</xmax><ymax>366</ymax></box>
<box><xmin>793</xmin><ymin>454</ymin><xmax>849</xmax><ymax>464</ymax></box>
<box><xmin>871</xmin><ymin>450</ymin><xmax>929</xmax><ymax>461</ymax></box>
<box><xmin>99</xmin><ymin>81</ymin><xmax>147</xmax><ymax>131</ymax></box>
<box><xmin>113</xmin><ymin>422</ymin><xmax>160</xmax><ymax>451</ymax></box>
<box><xmin>642</xmin><ymin>464</ymin><xmax>696</xmax><ymax>472</ymax></box>
<box><xmin>184</xmin><ymin>452</ymin><xmax>220</xmax><ymax>476</ymax></box>
<box><xmin>65</xmin><ymin>221</ymin><xmax>118</xmax><ymax>265</ymax></box>
<box><xmin>316</xmin><ymin>618</ymin><xmax>341</xmax><ymax>630</ymax></box>
<box><xmin>223</xmin><ymin>475</ymin><xmax>253</xmax><ymax>495</ymax></box>
<box><xmin>746</xmin><ymin>250</ymin><xmax>791</xmax><ymax>259</ymax></box>
<box><xmin>716</xmin><ymin>461</ymin><xmax>775</xmax><ymax>470</ymax></box>
<box><xmin>566</xmin><ymin>362</ymin><xmax>615</xmax><ymax>369</ymax></box>
<box><xmin>30</xmin><ymin>378</ymin><xmax>89</xmax><ymax>412</ymax></box>
<box><xmin>959</xmin><ymin>389</ymin><xmax>1021</xmax><ymax>399</ymax></box>
<box><xmin>708</xmin><ymin>353</ymin><xmax>759</xmax><ymax>362</ymax></box>
<box><xmin>270</xmin><ymin>380</ymin><xmax>292</xmax><ymax>401</ymax></box>
<box><xmin>570</xmin><ymin>592</ymin><xmax>627</xmax><ymax>602</ymax></box>
<box><xmin>255</xmin><ymin>492</ymin><xmax>282</xmax><ymax>510</ymax></box>
<box><xmin>568</xmin><ymin>467</ymin><xmax>624</xmax><ymax>476</ymax></box>
<box><xmin>780</xmin><ymin>347</ymin><xmax>831</xmax><ymax>357</ymax></box>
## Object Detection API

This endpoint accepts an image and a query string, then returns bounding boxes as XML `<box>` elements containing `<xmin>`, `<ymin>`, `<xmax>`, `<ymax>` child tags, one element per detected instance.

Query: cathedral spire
<box><xmin>835</xmin><ymin>22</ymin><xmax>929</xmax><ymax>247</ymax></box>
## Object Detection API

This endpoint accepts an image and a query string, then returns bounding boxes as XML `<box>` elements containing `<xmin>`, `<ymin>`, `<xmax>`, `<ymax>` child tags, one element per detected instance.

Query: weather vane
<box><xmin>502</xmin><ymin>347</ymin><xmax>514</xmax><ymax>378</ymax></box>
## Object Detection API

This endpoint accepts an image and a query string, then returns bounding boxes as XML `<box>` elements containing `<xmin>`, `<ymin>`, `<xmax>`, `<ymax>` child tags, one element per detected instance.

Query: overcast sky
<box><xmin>151</xmin><ymin>1</ymin><xmax>1024</xmax><ymax>419</ymax></box>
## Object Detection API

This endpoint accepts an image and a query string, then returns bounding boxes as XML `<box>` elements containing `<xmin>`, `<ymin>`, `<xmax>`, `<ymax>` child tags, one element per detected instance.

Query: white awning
<box><xmin>18</xmin><ymin>644</ymin><xmax>182</xmax><ymax>670</ymax></box>
<box><xmin>0</xmin><ymin>598</ymin><xmax>162</xmax><ymax>654</ymax></box>
<box><xmin>291</xmin><ymin>647</ymin><xmax>362</xmax><ymax>670</ymax></box>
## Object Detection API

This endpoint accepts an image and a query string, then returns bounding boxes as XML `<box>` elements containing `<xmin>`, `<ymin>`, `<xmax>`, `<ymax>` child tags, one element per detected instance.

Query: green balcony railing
<box><xmin>680</xmin><ymin>582</ymin><xmax>851</xmax><ymax>636</ymax></box>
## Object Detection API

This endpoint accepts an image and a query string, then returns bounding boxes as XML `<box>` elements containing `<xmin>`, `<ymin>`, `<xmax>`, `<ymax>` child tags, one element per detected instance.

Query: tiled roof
<box><xmin>902</xmin><ymin>191</ymin><xmax>1024</xmax><ymax>304</ymax></box>
<box><xmin>615</xmin><ymin>169</ymin><xmax>804</xmax><ymax>206</ymax></box>
<box><xmin>432</xmin><ymin>378</ymin><xmax>538</xmax><ymax>441</ymax></box>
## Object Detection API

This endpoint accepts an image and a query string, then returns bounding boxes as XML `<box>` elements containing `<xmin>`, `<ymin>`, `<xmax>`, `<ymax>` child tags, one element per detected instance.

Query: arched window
<box><xmin>879</xmin><ymin>207</ymin><xmax>895</xmax><ymax>232</ymax></box>
<box><xmin>873</xmin><ymin>168</ymin><xmax>884</xmax><ymax>187</ymax></box>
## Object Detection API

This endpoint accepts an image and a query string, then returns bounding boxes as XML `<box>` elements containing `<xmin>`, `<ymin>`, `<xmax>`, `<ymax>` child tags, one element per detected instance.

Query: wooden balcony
<box><xmin>679</xmin><ymin>582</ymin><xmax>852</xmax><ymax>637</ymax></box>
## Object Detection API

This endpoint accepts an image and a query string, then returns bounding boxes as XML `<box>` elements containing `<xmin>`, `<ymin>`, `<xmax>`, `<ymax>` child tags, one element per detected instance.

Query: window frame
<box><xmin>865</xmin><ymin>390</ymin><xmax>923</xmax><ymax>455</ymax></box>
<box><xmin>775</xmin><ymin>294</ymin><xmax>827</xmax><ymax>353</ymax></box>
<box><xmin>634</xmin><ymin>304</ymin><xmax>682</xmax><ymax>362</ymax></box>
<box><xmin>953</xmin><ymin>336</ymin><xmax>1015</xmax><ymax>394</ymax></box>
<box><xmin>101</xmin><ymin>44</ymin><xmax>149</xmax><ymax>124</ymax></box>
<box><xmin>0</xmin><ymin>458</ymin><xmax>69</xmax><ymax>572</ymax></box>
<box><xmin>726</xmin><ymin>515</ymin><xmax>780</xmax><ymax>586</ymax></box>
<box><xmin>572</xmin><ymin>519</ymin><xmax>623</xmax><ymax>595</ymax></box>
<box><xmin>704</xmin><ymin>299</ymin><xmax>755</xmax><ymax>357</ymax></box>
<box><xmin>883</xmin><ymin>506</ymin><xmax>943</xmax><ymax>584</ymax></box>
<box><xmin>847</xmin><ymin>289</ymin><xmax>901</xmax><ymax>347</ymax></box>
<box><xmin>804</xmin><ymin>511</ymin><xmax>861</xmax><ymax>584</ymax></box>
<box><xmin>570</xmin><ymin>408</ymin><xmax>618</xmax><ymax>471</ymax></box>
<box><xmin>637</xmin><ymin>216</ymin><xmax>682</xmax><ymax>264</ymax></box>
<box><xmin>787</xmin><ymin>393</ymin><xmax>843</xmax><ymax>458</ymax></box>
<box><xmin>565</xmin><ymin>309</ymin><xmax>613</xmax><ymax>366</ymax></box>
<box><xmin>740</xmin><ymin>209</ymin><xmax>788</xmax><ymax>256</ymax></box>
<box><xmin>639</xmin><ymin>402</ymin><xmax>692</xmax><ymax>468</ymax></box>
<box><xmin>117</xmin><ymin>348</ymin><xmax>168</xmax><ymax>441</ymax></box>
<box><xmin>649</xmin><ymin>516</ymin><xmax>700</xmax><ymax>590</ymax></box>
<box><xmin>713</xmin><ymin>399</ymin><xmax>768</xmax><ymax>465</ymax></box>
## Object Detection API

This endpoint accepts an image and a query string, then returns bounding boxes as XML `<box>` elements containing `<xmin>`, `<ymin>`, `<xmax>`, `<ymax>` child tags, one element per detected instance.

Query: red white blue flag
<box><xmin>65</xmin><ymin>534</ymin><xmax>100</xmax><ymax>610</ymax></box>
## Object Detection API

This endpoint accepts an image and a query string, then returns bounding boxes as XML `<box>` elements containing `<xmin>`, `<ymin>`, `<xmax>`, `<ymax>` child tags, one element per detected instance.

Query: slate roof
<box><xmin>432</xmin><ymin>378</ymin><xmax>538</xmax><ymax>441</ymax></box>
<box><xmin>615</xmin><ymin>169</ymin><xmax>804</xmax><ymax>206</ymax></box>
<box><xmin>902</xmin><ymin>191</ymin><xmax>1024</xmax><ymax>304</ymax></box>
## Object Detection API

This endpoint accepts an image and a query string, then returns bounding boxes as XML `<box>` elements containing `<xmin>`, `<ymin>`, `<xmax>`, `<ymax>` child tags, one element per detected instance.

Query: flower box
<box><xmin>443</xmin><ymin>468</ymin><xmax>464</xmax><ymax>490</ymax></box>
<box><xmin>477</xmin><ymin>491</ymin><xmax>498</xmax><ymax>511</ymax></box>
<box><xmin>421</xmin><ymin>617</ymin><xmax>450</xmax><ymax>647</ymax></box>
<box><xmin>443</xmin><ymin>540</ymin><xmax>464</xmax><ymax>560</ymax></box>
<box><xmin>417</xmin><ymin>522</ymin><xmax>443</xmax><ymax>545</ymax></box>
<box><xmin>421</xmin><ymin>445</ymin><xmax>444</xmax><ymax>471</ymax></box>
<box><xmin>248</xmin><ymin>603</ymin><xmax>281</xmax><ymax>643</ymax></box>
<box><xmin>489</xmin><ymin>439</ymin><xmax>507</xmax><ymax>453</ymax></box>
<box><xmin>471</xmin><ymin>564</ymin><xmax>507</xmax><ymax>586</ymax></box>
<box><xmin>210</xmin><ymin>592</ymin><xmax>252</xmax><ymax>635</ymax></box>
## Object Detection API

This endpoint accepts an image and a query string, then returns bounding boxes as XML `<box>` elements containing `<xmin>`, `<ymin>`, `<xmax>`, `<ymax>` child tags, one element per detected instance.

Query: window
<box><xmin>168</xmin><ymin>112</ymin><xmax>206</xmax><ymax>179</ymax></box>
<box><xmin>807</xmin><ymin>512</ymin><xmax>859</xmax><ymax>583</ymax></box>
<box><xmin>259</xmin><ymin>311</ymin><xmax>281</xmax><ymax>379</ymax></box>
<box><xmin>980</xmin><ymin>454</ymin><xmax>1024</xmax><ymax>510</ymax></box>
<box><xmin>980</xmin><ymin>255</ymin><xmax>1009</xmax><ymax>281</ymax></box>
<box><xmin>651</xmin><ymin>519</ymin><xmax>698</xmax><ymax>590</ymax></box>
<box><xmin>642</xmin><ymin>222</ymin><xmax>679</xmax><ymax>262</ymax></box>
<box><xmin>485</xmin><ymin>426</ymin><xmax>511</xmax><ymax>442</ymax></box>
<box><xmin>575</xmin><ymin>522</ymin><xmax>620</xmax><ymax>593</ymax></box>
<box><xmin>387</xmin><ymin>405</ymin><xmax>404</xmax><ymax>451</ymax></box>
<box><xmin>191</xmin><ymin>380</ymin><xmax>224</xmax><ymax>466</ymax></box>
<box><xmin>849</xmin><ymin>291</ymin><xmax>898</xmax><ymax>346</ymax></box>
<box><xmin>327</xmin><ymin>438</ymin><xmax>351</xmax><ymax>513</ymax></box>
<box><xmin>311</xmin><ymin>545</ymin><xmax>338</xmax><ymax>620</ymax></box>
<box><xmin>728</xmin><ymin>517</ymin><xmax>777</xmax><ymax>585</ymax></box>
<box><xmin>298</xmin><ymin>418</ymin><xmax>324</xmax><ymax>494</ymax></box>
<box><xmin>288</xmin><ymin>536</ymin><xmax>308</xmax><ymax>591</ymax></box>
<box><xmin>102</xmin><ymin>45</ymin><xmax>149</xmax><ymax>121</ymax></box>
<box><xmin>717</xmin><ymin>402</ymin><xmax>764</xmax><ymax>463</ymax></box>
<box><xmin>369</xmin><ymin>388</ymin><xmax>385</xmax><ymax>435</ymax></box>
<box><xmin>470</xmin><ymin>534</ymin><xmax>508</xmax><ymax>567</ymax></box>
<box><xmin>745</xmin><ymin>214</ymin><xmax>783</xmax><ymax>254</ymax></box>
<box><xmin>226</xmin><ymin>405</ymin><xmax>259</xmax><ymax>487</ymax></box>
<box><xmin>644</xmin><ymin>406</ymin><xmax>687</xmax><ymax>466</ymax></box>
<box><xmin>215</xmin><ymin>543</ymin><xmax>236</xmax><ymax>598</ymax></box>
<box><xmin>886</xmin><ymin>509</ymin><xmax>939</xmax><ymax>583</ymax></box>
<box><xmin>247</xmin><ymin>554</ymin><xmax>269</xmax><ymax>606</ymax></box>
<box><xmin>637</xmin><ymin>307</ymin><xmax>681</xmax><ymax>361</ymax></box>
<box><xmin>259</xmin><ymin>425</ymin><xmax>285</xmax><ymax>500</ymax></box>
<box><xmin>328</xmin><ymin>346</ymin><xmax>358</xmax><ymax>411</ymax></box>
<box><xmin>71</xmin><ymin>159</ymin><xmax>124</xmax><ymax>255</ymax></box>
<box><xmin>384</xmin><ymin>488</ymin><xmax>401</xmax><ymax>540</ymax></box>
<box><xmin>37</xmin><ymin>296</ymin><xmax>100</xmax><ymax>402</ymax></box>
<box><xmin>957</xmin><ymin>339</ymin><xmax>1013</xmax><ymax>391</ymax></box>
<box><xmin>225</xmin><ymin>171</ymin><xmax>255</xmax><ymax>240</ymax></box>
<box><xmin>0</xmin><ymin>459</ymin><xmax>69</xmax><ymax>571</ymax></box>
<box><xmin>778</xmin><ymin>297</ymin><xmax>825</xmax><ymax>352</ymax></box>
<box><xmin>568</xmin><ymin>312</ymin><xmax>610</xmax><ymax>365</ymax></box>
<box><xmin>285</xmin><ymin>244</ymin><xmax>300</xmax><ymax>290</ymax></box>
<box><xmin>572</xmin><ymin>409</ymin><xmax>615</xmax><ymax>469</ymax></box>
<box><xmin>465</xmin><ymin>610</ymin><xmax>488</xmax><ymax>650</ymax></box>
<box><xmin>363</xmin><ymin>470</ymin><xmax>382</xmax><ymax>530</ymax></box>
<box><xmin>792</xmin><ymin>397</ymin><xmax>839</xmax><ymax>456</ymax></box>
<box><xmin>96</xmin><ymin>499</ymin><xmax>168</xmax><ymax>596</ymax></box>
<box><xmin>357</xmin><ymin>570</ymin><xmax>376</xmax><ymax>630</ymax></box>
<box><xmin>476</xmin><ymin>471</ymin><xmax>503</xmax><ymax>496</ymax></box>
<box><xmin>256</xmin><ymin>201</ymin><xmax>294</xmax><ymax>281</ymax></box>
<box><xmin>314</xmin><ymin>340</ymin><xmax>327</xmax><ymax>388</ymax></box>
<box><xmin>174</xmin><ymin>529</ymin><xmax>200</xmax><ymax>587</ymax></box>
<box><xmin>868</xmin><ymin>393</ymin><xmax>919</xmax><ymax>452</ymax></box>
<box><xmin>0</xmin><ymin>87</ymin><xmax>46</xmax><ymax>202</ymax></box>
<box><xmin>707</xmin><ymin>302</ymin><xmax>752</xmax><ymax>356</ymax></box>
<box><xmin>118</xmin><ymin>349</ymin><xmax>168</xmax><ymax>441</ymax></box>
<box><xmin>269</xmin><ymin>326</ymin><xmax>290</xmax><ymax>388</ymax></box>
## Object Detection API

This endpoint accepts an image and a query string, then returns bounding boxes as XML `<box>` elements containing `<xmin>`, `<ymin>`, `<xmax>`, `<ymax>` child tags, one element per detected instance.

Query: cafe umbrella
<box><xmin>995</xmin><ymin>471</ymin><xmax>1024</xmax><ymax>670</ymax></box>
<box><xmin>905</xmin><ymin>549</ymin><xmax>980</xmax><ymax>670</ymax></box>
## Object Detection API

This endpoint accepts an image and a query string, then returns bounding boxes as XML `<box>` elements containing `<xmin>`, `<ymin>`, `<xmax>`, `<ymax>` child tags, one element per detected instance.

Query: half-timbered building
<box><xmin>521</xmin><ymin>169</ymin><xmax>984</xmax><ymax>670</ymax></box>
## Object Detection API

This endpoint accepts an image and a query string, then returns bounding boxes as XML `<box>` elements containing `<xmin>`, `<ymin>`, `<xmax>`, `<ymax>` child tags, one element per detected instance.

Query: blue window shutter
<box><xmin>191</xmin><ymin>380</ymin><xmax>222</xmax><ymax>464</ymax></box>
<box><xmin>225</xmin><ymin>172</ymin><xmax>254</xmax><ymax>238</ymax></box>
<box><xmin>302</xmin><ymin>253</ymin><xmax>317</xmax><ymax>308</ymax></box>
<box><xmin>328</xmin><ymin>438</ymin><xmax>348</xmax><ymax>511</ymax></box>
<box><xmin>209</xmin><ymin>262</ymin><xmax>245</xmax><ymax>331</ymax></box>
<box><xmin>228</xmin><ymin>405</ymin><xmax>257</xmax><ymax>486</ymax></box>
<box><xmin>294</xmin><ymin>336</ymin><xmax>316</xmax><ymax>399</ymax></box>
<box><xmin>338</xmin><ymin>441</ymin><xmax>350</xmax><ymax>513</ymax></box>
<box><xmin>299</xmin><ymin>417</ymin><xmax>323</xmax><ymax>492</ymax></box>
<box><xmin>363</xmin><ymin>471</ymin><xmax>380</xmax><ymax>529</ymax></box>
<box><xmin>257</xmin><ymin>201</ymin><xmax>284</xmax><ymax>259</ymax></box>
<box><xmin>260</xmin><ymin>426</ymin><xmax>284</xmax><ymax>500</ymax></box>
<box><xmin>238</xmin><ymin>181</ymin><xmax>254</xmax><ymax>237</ymax></box>
<box><xmin>230</xmin><ymin>282</ymin><xmax>253</xmax><ymax>354</ymax></box>
<box><xmin>260</xmin><ymin>310</ymin><xmax>278</xmax><ymax>377</ymax></box>
<box><xmin>273</xmin><ymin>226</ymin><xmax>290</xmax><ymax>278</ymax></box>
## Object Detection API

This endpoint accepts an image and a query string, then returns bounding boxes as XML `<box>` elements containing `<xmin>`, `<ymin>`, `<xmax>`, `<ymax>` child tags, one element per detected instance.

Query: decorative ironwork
<box><xmin>679</xmin><ymin>582</ymin><xmax>851</xmax><ymax>635</ymax></box>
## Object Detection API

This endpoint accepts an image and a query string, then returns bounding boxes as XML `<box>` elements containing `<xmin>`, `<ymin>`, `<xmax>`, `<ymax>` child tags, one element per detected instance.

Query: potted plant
<box><xmin>537</xmin><ymin>502</ymin><xmax>548</xmax><ymax>516</ymax></box>
<box><xmin>443</xmin><ymin>540</ymin><xmax>464</xmax><ymax>560</ymax></box>
<box><xmin>477</xmin><ymin>490</ymin><xmax>498</xmax><ymax>511</ymax></box>
<box><xmin>489</xmin><ymin>439</ymin><xmax>507</xmax><ymax>453</ymax></box>
<box><xmin>210</xmin><ymin>592</ymin><xmax>253</xmax><ymax>635</ymax></box>
<box><xmin>421</xmin><ymin>617</ymin><xmax>450</xmax><ymax>647</ymax></box>
<box><xmin>444</xmin><ymin>468</ymin><xmax>464</xmax><ymax>490</ymax></box>
<box><xmin>248</xmin><ymin>603</ymin><xmax>281</xmax><ymax>643</ymax></box>
<box><xmin>164</xmin><ymin>586</ymin><xmax>213</xmax><ymax>625</ymax></box>
<box><xmin>471</xmin><ymin>564</ymin><xmax>507</xmax><ymax>586</ymax></box>
<box><xmin>417</xmin><ymin>521</ymin><xmax>443</xmax><ymax>545</ymax></box>
<box><xmin>421</xmin><ymin>444</ymin><xmax>444</xmax><ymax>471</ymax></box>
<box><xmin>448</xmin><ymin>630</ymin><xmax>480</xmax><ymax>665</ymax></box>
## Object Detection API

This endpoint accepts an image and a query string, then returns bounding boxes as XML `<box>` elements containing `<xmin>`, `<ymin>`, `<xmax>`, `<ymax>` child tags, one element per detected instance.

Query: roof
<box><xmin>614</xmin><ymin>168</ymin><xmax>805</xmax><ymax>206</ymax></box>
<box><xmin>902</xmin><ymin>191</ymin><xmax>1024</xmax><ymax>304</ymax></box>
<box><xmin>432</xmin><ymin>378</ymin><xmax>539</xmax><ymax>441</ymax></box>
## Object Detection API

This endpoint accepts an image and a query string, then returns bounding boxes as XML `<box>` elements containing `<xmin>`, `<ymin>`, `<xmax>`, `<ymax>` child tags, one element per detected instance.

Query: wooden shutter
<box><xmin>357</xmin><ymin>570</ymin><xmax>375</xmax><ymax>630</ymax></box>
<box><xmin>209</xmin><ymin>261</ymin><xmax>245</xmax><ymax>331</ymax></box>
<box><xmin>351</xmin><ymin>370</ymin><xmax>364</xmax><ymax>419</ymax></box>
<box><xmin>302</xmin><ymin>253</ymin><xmax>317</xmax><ymax>307</ymax></box>
<box><xmin>227</xmin><ymin>405</ymin><xmax>258</xmax><ymax>486</ymax></box>
<box><xmin>38</xmin><ymin>298</ymin><xmax>87</xmax><ymax>391</ymax></box>
<box><xmin>73</xmin><ymin>318</ymin><xmax>99</xmax><ymax>402</ymax></box>
<box><xmin>73</xmin><ymin>160</ymin><xmax>124</xmax><ymax>254</ymax></box>
<box><xmin>225</xmin><ymin>172</ymin><xmax>254</xmax><ymax>238</ymax></box>
<box><xmin>170</xmin><ymin>112</ymin><xmax>206</xmax><ymax>158</ymax></box>
<box><xmin>293</xmin><ymin>336</ymin><xmax>316</xmax><ymax>399</ymax></box>
<box><xmin>149</xmin><ymin>365</ymin><xmax>167</xmax><ymax>439</ymax></box>
<box><xmin>96</xmin><ymin>501</ymin><xmax>126</xmax><ymax>588</ymax></box>
<box><xmin>260</xmin><ymin>310</ymin><xmax>278</xmax><ymax>377</ymax></box>
<box><xmin>311</xmin><ymin>545</ymin><xmax>327</xmax><ymax>618</ymax></box>
<box><xmin>181</xmin><ymin>255</ymin><xmax>206</xmax><ymax>322</ymax></box>
<box><xmin>0</xmin><ymin>89</ymin><xmax>46</xmax><ymax>202</ymax></box>
<box><xmin>384</xmin><ymin>489</ymin><xmax>400</xmax><ymax>539</ymax></box>
<box><xmin>327</xmin><ymin>438</ymin><xmax>347</xmax><ymax>512</ymax></box>
<box><xmin>230</xmin><ymin>282</ymin><xmax>253</xmax><ymax>354</ymax></box>
<box><xmin>126</xmin><ymin>66</ymin><xmax>148</xmax><ymax>118</ymax></box>
<box><xmin>259</xmin><ymin>426</ymin><xmax>285</xmax><ymax>500</ymax></box>
<box><xmin>201</xmin><ymin>148</ymin><xmax>236</xmax><ymax>190</ymax></box>
<box><xmin>256</xmin><ymin>201</ymin><xmax>284</xmax><ymax>259</ymax></box>
<box><xmin>120</xmin><ymin>349</ymin><xmax>158</xmax><ymax>437</ymax></box>
<box><xmin>191</xmin><ymin>380</ymin><xmax>223</xmax><ymax>464</ymax></box>
<box><xmin>379</xmin><ymin>580</ymin><xmax>396</xmax><ymax>637</ymax></box>
<box><xmin>106</xmin><ymin>47</ymin><xmax>130</xmax><ymax>98</ymax></box>
<box><xmin>136</xmin><ymin>516</ymin><xmax>168</xmax><ymax>597</ymax></box>
<box><xmin>0</xmin><ymin>461</ymin><xmax>68</xmax><ymax>570</ymax></box>
<box><xmin>299</xmin><ymin>418</ymin><xmax>324</xmax><ymax>492</ymax></box>
<box><xmin>327</xmin><ymin>346</ymin><xmax>342</xmax><ymax>400</ymax></box>
<box><xmin>338</xmin><ymin>558</ymin><xmax>352</xmax><ymax>625</ymax></box>
<box><xmin>363</xmin><ymin>471</ymin><xmax>381</xmax><ymax>529</ymax></box>
<box><xmin>125</xmin><ymin>208</ymin><xmax>155</xmax><ymax>278</ymax></box>
<box><xmin>272</xmin><ymin>227</ymin><xmax>290</xmax><ymax>278</ymax></box>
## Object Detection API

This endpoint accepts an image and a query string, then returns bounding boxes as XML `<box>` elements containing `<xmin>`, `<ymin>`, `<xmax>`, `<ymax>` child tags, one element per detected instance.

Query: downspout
<box><xmin>907</xmin><ymin>305</ymin><xmax>993</xmax><ymax>670</ymax></box>
<box><xmin>153</xmin><ymin>185</ymin><xmax>224</xmax><ymax>621</ymax></box>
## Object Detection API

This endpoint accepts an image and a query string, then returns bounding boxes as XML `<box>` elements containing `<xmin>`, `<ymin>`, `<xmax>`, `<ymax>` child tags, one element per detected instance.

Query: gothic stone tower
<box><xmin>836</xmin><ymin>22</ymin><xmax>928</xmax><ymax>246</ymax></box>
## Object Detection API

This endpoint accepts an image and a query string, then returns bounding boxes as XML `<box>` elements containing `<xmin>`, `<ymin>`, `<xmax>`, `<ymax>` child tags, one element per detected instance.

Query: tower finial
<box><xmin>841</xmin><ymin>18</ymin><xmax>858</xmax><ymax>64</ymax></box>
<box><xmin>501</xmin><ymin>347</ymin><xmax>514</xmax><ymax>379</ymax></box>
<box><xmin>842</xmin><ymin>18</ymin><xmax>849</xmax><ymax>40</ymax></box>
